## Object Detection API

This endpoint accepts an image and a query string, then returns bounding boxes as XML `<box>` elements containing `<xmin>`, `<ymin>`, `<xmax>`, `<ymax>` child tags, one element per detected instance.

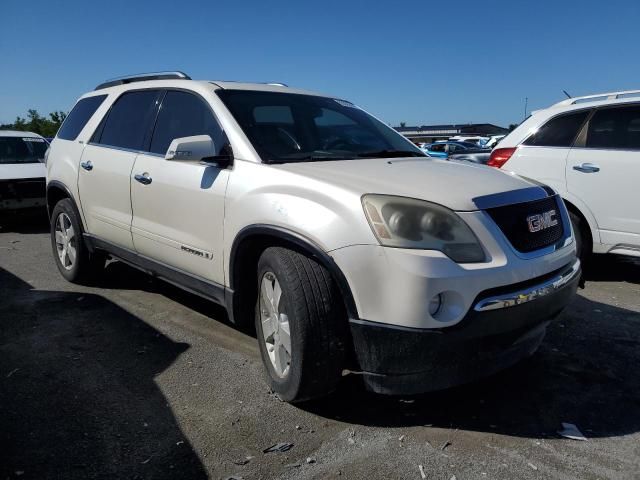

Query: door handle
<box><xmin>80</xmin><ymin>161</ymin><xmax>93</xmax><ymax>171</ymax></box>
<box><xmin>573</xmin><ymin>163</ymin><xmax>600</xmax><ymax>173</ymax></box>
<box><xmin>134</xmin><ymin>173</ymin><xmax>152</xmax><ymax>185</ymax></box>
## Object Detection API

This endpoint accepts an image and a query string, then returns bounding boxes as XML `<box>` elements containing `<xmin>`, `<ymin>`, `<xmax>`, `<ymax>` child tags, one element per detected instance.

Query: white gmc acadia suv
<box><xmin>489</xmin><ymin>90</ymin><xmax>640</xmax><ymax>261</ymax></box>
<box><xmin>46</xmin><ymin>72</ymin><xmax>580</xmax><ymax>402</ymax></box>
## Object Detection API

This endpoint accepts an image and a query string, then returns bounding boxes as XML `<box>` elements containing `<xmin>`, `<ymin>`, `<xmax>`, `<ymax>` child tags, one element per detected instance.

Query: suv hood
<box><xmin>275</xmin><ymin>157</ymin><xmax>541</xmax><ymax>211</ymax></box>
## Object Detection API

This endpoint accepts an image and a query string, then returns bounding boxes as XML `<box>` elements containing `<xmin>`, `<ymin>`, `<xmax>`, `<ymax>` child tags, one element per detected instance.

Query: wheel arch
<box><xmin>47</xmin><ymin>181</ymin><xmax>88</xmax><ymax>233</ymax></box>
<box><xmin>227</xmin><ymin>224</ymin><xmax>359</xmax><ymax>328</ymax></box>
<box><xmin>561</xmin><ymin>197</ymin><xmax>594</xmax><ymax>252</ymax></box>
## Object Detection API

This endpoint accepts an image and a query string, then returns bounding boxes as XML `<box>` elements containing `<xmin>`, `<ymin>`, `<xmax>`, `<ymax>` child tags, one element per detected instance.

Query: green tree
<box><xmin>6</xmin><ymin>109</ymin><xmax>68</xmax><ymax>137</ymax></box>
<box><xmin>399</xmin><ymin>121</ymin><xmax>407</xmax><ymax>128</ymax></box>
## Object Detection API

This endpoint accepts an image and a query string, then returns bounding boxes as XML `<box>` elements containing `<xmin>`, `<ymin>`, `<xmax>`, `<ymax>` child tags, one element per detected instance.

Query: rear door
<box><xmin>78</xmin><ymin>90</ymin><xmax>161</xmax><ymax>249</ymax></box>
<box><xmin>566</xmin><ymin>104</ymin><xmax>640</xmax><ymax>247</ymax></box>
<box><xmin>507</xmin><ymin>109</ymin><xmax>591</xmax><ymax>194</ymax></box>
<box><xmin>130</xmin><ymin>90</ymin><xmax>230</xmax><ymax>284</ymax></box>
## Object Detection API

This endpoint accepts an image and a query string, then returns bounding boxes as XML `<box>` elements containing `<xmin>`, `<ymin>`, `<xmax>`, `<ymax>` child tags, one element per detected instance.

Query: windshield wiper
<box><xmin>356</xmin><ymin>150</ymin><xmax>426</xmax><ymax>158</ymax></box>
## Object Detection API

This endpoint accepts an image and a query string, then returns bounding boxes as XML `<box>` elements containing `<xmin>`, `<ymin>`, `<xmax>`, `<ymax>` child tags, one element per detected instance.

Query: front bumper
<box><xmin>0</xmin><ymin>177</ymin><xmax>46</xmax><ymax>211</ymax></box>
<box><xmin>349</xmin><ymin>259</ymin><xmax>580</xmax><ymax>395</ymax></box>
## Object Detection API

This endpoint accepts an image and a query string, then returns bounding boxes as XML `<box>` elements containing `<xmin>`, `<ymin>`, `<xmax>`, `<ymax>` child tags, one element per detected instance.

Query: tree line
<box><xmin>1</xmin><ymin>110</ymin><xmax>68</xmax><ymax>138</ymax></box>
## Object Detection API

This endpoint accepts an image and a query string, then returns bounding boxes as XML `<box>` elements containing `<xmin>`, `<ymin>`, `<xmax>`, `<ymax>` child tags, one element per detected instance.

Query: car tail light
<box><xmin>487</xmin><ymin>147</ymin><xmax>517</xmax><ymax>168</ymax></box>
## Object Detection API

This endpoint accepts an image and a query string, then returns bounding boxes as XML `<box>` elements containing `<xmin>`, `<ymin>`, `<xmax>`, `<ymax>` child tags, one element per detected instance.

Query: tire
<box><xmin>255</xmin><ymin>247</ymin><xmax>348</xmax><ymax>403</ymax></box>
<box><xmin>569</xmin><ymin>210</ymin><xmax>590</xmax><ymax>264</ymax></box>
<box><xmin>50</xmin><ymin>198</ymin><xmax>105</xmax><ymax>284</ymax></box>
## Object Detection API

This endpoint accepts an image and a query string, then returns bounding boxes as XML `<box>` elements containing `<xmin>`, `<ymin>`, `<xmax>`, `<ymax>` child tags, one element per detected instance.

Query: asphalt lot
<box><xmin>1</xmin><ymin>214</ymin><xmax>640</xmax><ymax>480</ymax></box>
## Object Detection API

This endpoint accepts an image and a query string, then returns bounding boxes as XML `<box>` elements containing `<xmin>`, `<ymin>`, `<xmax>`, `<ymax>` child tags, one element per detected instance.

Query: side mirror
<box><xmin>165</xmin><ymin>135</ymin><xmax>233</xmax><ymax>168</ymax></box>
<box><xmin>165</xmin><ymin>135</ymin><xmax>216</xmax><ymax>161</ymax></box>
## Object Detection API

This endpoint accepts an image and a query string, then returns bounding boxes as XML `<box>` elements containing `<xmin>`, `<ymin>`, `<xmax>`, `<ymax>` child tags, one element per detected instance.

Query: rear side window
<box><xmin>523</xmin><ymin>110</ymin><xmax>590</xmax><ymax>147</ymax></box>
<box><xmin>586</xmin><ymin>106</ymin><xmax>640</xmax><ymax>150</ymax></box>
<box><xmin>57</xmin><ymin>95</ymin><xmax>107</xmax><ymax>140</ymax></box>
<box><xmin>96</xmin><ymin>90</ymin><xmax>161</xmax><ymax>151</ymax></box>
<box><xmin>149</xmin><ymin>91</ymin><xmax>225</xmax><ymax>155</ymax></box>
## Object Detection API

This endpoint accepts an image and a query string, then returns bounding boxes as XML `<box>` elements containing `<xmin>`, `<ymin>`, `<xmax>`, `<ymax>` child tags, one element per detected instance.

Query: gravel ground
<box><xmin>1</xmin><ymin>214</ymin><xmax>640</xmax><ymax>480</ymax></box>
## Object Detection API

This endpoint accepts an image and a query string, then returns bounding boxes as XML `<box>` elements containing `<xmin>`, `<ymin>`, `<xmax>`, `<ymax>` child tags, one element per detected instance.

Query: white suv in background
<box><xmin>489</xmin><ymin>90</ymin><xmax>640</xmax><ymax>261</ymax></box>
<box><xmin>46</xmin><ymin>72</ymin><xmax>579</xmax><ymax>402</ymax></box>
<box><xmin>0</xmin><ymin>130</ymin><xmax>47</xmax><ymax>213</ymax></box>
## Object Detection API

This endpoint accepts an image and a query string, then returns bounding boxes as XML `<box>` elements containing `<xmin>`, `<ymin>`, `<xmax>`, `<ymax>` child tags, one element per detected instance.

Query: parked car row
<box><xmin>4</xmin><ymin>75</ymin><xmax>638</xmax><ymax>404</ymax></box>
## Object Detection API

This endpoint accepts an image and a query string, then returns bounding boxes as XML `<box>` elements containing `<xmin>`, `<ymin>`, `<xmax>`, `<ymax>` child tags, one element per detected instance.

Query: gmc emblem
<box><xmin>527</xmin><ymin>209</ymin><xmax>558</xmax><ymax>233</ymax></box>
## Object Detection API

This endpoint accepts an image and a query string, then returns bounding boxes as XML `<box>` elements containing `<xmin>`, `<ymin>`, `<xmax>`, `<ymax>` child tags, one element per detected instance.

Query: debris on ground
<box><xmin>306</xmin><ymin>457</ymin><xmax>316</xmax><ymax>464</ymax></box>
<box><xmin>418</xmin><ymin>464</ymin><xmax>426</xmax><ymax>478</ymax></box>
<box><xmin>399</xmin><ymin>399</ymin><xmax>415</xmax><ymax>404</ymax></box>
<box><xmin>399</xmin><ymin>435</ymin><xmax>406</xmax><ymax>442</ymax></box>
<box><xmin>285</xmin><ymin>463</ymin><xmax>301</xmax><ymax>468</ymax></box>
<box><xmin>527</xmin><ymin>462</ymin><xmax>538</xmax><ymax>471</ymax></box>
<box><xmin>6</xmin><ymin>368</ymin><xmax>19</xmax><ymax>378</ymax></box>
<box><xmin>233</xmin><ymin>456</ymin><xmax>253</xmax><ymax>466</ymax></box>
<box><xmin>449</xmin><ymin>475</ymin><xmax>457</xmax><ymax>480</ymax></box>
<box><xmin>140</xmin><ymin>457</ymin><xmax>151</xmax><ymax>464</ymax></box>
<box><xmin>558</xmin><ymin>422</ymin><xmax>588</xmax><ymax>441</ymax></box>
<box><xmin>224</xmin><ymin>476</ymin><xmax>244</xmax><ymax>480</ymax></box>
<box><xmin>176</xmin><ymin>440</ymin><xmax>184</xmax><ymax>446</ymax></box>
<box><xmin>441</xmin><ymin>441</ymin><xmax>452</xmax><ymax>451</ymax></box>
<box><xmin>263</xmin><ymin>442</ymin><xmax>294</xmax><ymax>453</ymax></box>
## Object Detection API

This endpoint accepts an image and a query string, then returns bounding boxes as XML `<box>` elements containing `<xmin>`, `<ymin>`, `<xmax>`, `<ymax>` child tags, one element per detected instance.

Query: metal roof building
<box><xmin>395</xmin><ymin>123</ymin><xmax>508</xmax><ymax>142</ymax></box>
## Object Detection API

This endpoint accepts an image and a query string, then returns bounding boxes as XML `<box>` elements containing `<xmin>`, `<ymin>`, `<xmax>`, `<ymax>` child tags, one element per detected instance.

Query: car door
<box><xmin>78</xmin><ymin>89</ymin><xmax>162</xmax><ymax>249</ymax></box>
<box><xmin>507</xmin><ymin>109</ymin><xmax>591</xmax><ymax>194</ymax></box>
<box><xmin>130</xmin><ymin>89</ymin><xmax>230</xmax><ymax>285</ymax></box>
<box><xmin>566</xmin><ymin>104</ymin><xmax>640</xmax><ymax>247</ymax></box>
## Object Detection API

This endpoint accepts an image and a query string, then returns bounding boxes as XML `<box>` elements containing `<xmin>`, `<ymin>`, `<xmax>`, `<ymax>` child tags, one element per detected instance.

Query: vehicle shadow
<box><xmin>584</xmin><ymin>253</ymin><xmax>640</xmax><ymax>284</ymax></box>
<box><xmin>98</xmin><ymin>260</ymin><xmax>233</xmax><ymax>327</ymax></box>
<box><xmin>302</xmin><ymin>292</ymin><xmax>640</xmax><ymax>439</ymax></box>
<box><xmin>0</xmin><ymin>268</ymin><xmax>207</xmax><ymax>479</ymax></box>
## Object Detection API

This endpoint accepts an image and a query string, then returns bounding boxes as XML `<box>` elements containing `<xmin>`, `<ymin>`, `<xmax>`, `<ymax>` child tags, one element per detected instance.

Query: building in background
<box><xmin>395</xmin><ymin>123</ymin><xmax>509</xmax><ymax>143</ymax></box>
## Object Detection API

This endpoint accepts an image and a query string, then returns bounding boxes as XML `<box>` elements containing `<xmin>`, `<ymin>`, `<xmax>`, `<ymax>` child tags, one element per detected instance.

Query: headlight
<box><xmin>362</xmin><ymin>194</ymin><xmax>485</xmax><ymax>263</ymax></box>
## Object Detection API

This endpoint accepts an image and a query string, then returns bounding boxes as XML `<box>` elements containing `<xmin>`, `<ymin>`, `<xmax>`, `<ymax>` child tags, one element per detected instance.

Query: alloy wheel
<box><xmin>260</xmin><ymin>271</ymin><xmax>291</xmax><ymax>378</ymax></box>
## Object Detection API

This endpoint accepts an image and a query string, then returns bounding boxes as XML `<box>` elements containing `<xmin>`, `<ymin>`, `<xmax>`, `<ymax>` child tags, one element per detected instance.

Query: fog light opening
<box><xmin>429</xmin><ymin>293</ymin><xmax>443</xmax><ymax>316</ymax></box>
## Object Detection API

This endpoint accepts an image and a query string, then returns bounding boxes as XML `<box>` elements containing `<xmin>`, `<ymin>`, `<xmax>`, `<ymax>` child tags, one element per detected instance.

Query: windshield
<box><xmin>216</xmin><ymin>90</ymin><xmax>425</xmax><ymax>163</ymax></box>
<box><xmin>0</xmin><ymin>136</ymin><xmax>47</xmax><ymax>164</ymax></box>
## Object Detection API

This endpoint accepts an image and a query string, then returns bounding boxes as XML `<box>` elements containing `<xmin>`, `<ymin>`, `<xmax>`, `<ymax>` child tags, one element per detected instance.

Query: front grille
<box><xmin>486</xmin><ymin>195</ymin><xmax>564</xmax><ymax>253</ymax></box>
<box><xmin>0</xmin><ymin>178</ymin><xmax>46</xmax><ymax>200</ymax></box>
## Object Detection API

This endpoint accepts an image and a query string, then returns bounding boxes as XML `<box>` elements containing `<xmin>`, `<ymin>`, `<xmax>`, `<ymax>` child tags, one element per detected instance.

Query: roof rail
<box><xmin>551</xmin><ymin>89</ymin><xmax>640</xmax><ymax>107</ymax></box>
<box><xmin>95</xmin><ymin>71</ymin><xmax>191</xmax><ymax>90</ymax></box>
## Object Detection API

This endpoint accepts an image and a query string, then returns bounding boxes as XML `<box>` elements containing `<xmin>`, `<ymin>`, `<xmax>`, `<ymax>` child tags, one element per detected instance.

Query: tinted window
<box><xmin>97</xmin><ymin>90</ymin><xmax>160</xmax><ymax>150</ymax></box>
<box><xmin>586</xmin><ymin>106</ymin><xmax>640</xmax><ymax>150</ymax></box>
<box><xmin>0</xmin><ymin>136</ymin><xmax>47</xmax><ymax>164</ymax></box>
<box><xmin>150</xmin><ymin>91</ymin><xmax>225</xmax><ymax>155</ymax></box>
<box><xmin>57</xmin><ymin>95</ymin><xmax>107</xmax><ymax>140</ymax></box>
<box><xmin>216</xmin><ymin>90</ymin><xmax>424</xmax><ymax>163</ymax></box>
<box><xmin>429</xmin><ymin>144</ymin><xmax>446</xmax><ymax>152</ymax></box>
<box><xmin>523</xmin><ymin>110</ymin><xmax>590</xmax><ymax>147</ymax></box>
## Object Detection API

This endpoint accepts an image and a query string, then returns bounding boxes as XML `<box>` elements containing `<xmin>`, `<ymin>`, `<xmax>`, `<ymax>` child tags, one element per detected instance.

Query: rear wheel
<box><xmin>50</xmin><ymin>199</ymin><xmax>105</xmax><ymax>283</ymax></box>
<box><xmin>569</xmin><ymin>210</ymin><xmax>590</xmax><ymax>264</ymax></box>
<box><xmin>255</xmin><ymin>247</ymin><xmax>348</xmax><ymax>403</ymax></box>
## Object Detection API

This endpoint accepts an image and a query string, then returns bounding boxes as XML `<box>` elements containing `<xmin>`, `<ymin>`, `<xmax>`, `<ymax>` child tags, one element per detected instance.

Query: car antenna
<box><xmin>562</xmin><ymin>90</ymin><xmax>572</xmax><ymax>99</ymax></box>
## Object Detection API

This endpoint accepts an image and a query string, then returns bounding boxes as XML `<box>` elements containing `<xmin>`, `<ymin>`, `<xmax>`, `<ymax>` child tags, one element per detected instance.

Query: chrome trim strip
<box><xmin>474</xmin><ymin>259</ymin><xmax>581</xmax><ymax>312</ymax></box>
<box><xmin>472</xmin><ymin>186</ymin><xmax>550</xmax><ymax>210</ymax></box>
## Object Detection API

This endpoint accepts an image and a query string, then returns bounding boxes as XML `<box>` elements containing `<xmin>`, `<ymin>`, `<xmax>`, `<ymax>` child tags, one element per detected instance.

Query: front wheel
<box><xmin>255</xmin><ymin>247</ymin><xmax>348</xmax><ymax>403</ymax></box>
<box><xmin>50</xmin><ymin>198</ymin><xmax>105</xmax><ymax>284</ymax></box>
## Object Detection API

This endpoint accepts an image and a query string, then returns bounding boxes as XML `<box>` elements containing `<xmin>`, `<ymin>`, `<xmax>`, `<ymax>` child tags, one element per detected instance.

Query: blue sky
<box><xmin>1</xmin><ymin>0</ymin><xmax>638</xmax><ymax>127</ymax></box>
